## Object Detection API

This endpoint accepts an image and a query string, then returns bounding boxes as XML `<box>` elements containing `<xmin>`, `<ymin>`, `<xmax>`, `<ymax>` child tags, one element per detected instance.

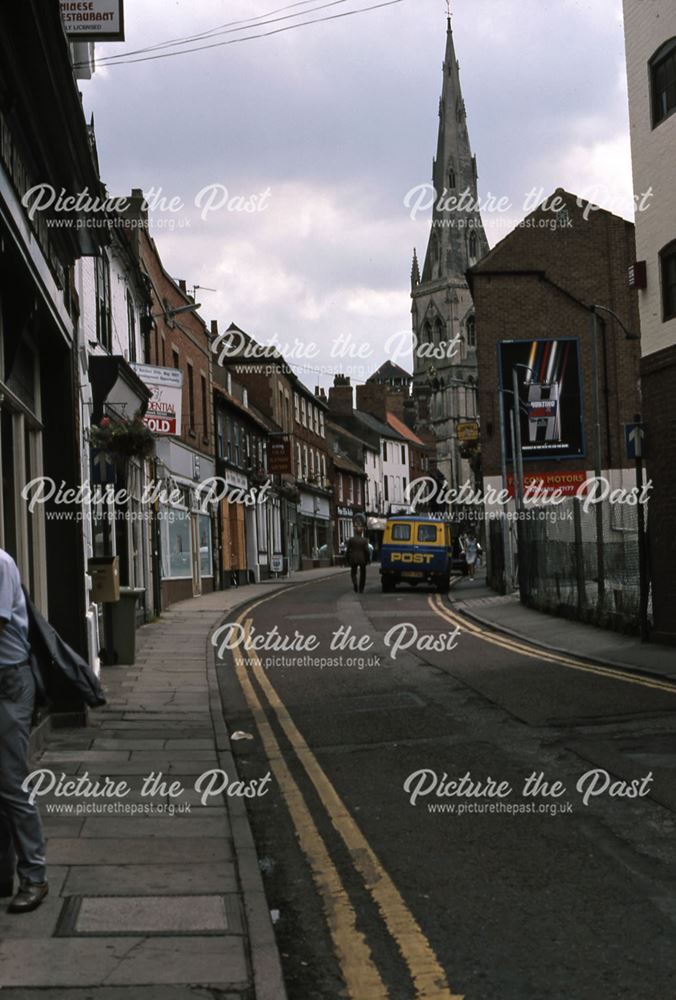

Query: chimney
<box><xmin>211</xmin><ymin>320</ymin><xmax>219</xmax><ymax>339</ymax></box>
<box><xmin>356</xmin><ymin>382</ymin><xmax>387</xmax><ymax>422</ymax></box>
<box><xmin>386</xmin><ymin>390</ymin><xmax>406</xmax><ymax>421</ymax></box>
<box><xmin>328</xmin><ymin>375</ymin><xmax>354</xmax><ymax>416</ymax></box>
<box><xmin>178</xmin><ymin>279</ymin><xmax>187</xmax><ymax>294</ymax></box>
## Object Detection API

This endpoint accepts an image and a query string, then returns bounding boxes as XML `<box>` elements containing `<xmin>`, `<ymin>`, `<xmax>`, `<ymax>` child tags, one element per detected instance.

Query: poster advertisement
<box><xmin>499</xmin><ymin>338</ymin><xmax>585</xmax><ymax>461</ymax></box>
<box><xmin>131</xmin><ymin>363</ymin><xmax>183</xmax><ymax>436</ymax></box>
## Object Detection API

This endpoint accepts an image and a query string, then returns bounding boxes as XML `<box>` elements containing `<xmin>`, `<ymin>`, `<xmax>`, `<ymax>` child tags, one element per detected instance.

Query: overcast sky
<box><xmin>80</xmin><ymin>0</ymin><xmax>633</xmax><ymax>387</ymax></box>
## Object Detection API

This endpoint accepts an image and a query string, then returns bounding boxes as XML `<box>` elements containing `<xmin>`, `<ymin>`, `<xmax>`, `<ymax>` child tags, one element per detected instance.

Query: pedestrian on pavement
<box><xmin>460</xmin><ymin>529</ymin><xmax>479</xmax><ymax>581</ymax></box>
<box><xmin>0</xmin><ymin>548</ymin><xmax>48</xmax><ymax>913</ymax></box>
<box><xmin>345</xmin><ymin>528</ymin><xmax>370</xmax><ymax>594</ymax></box>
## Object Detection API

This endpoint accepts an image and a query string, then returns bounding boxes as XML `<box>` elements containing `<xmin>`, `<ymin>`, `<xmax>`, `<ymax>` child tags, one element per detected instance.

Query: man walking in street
<box><xmin>0</xmin><ymin>547</ymin><xmax>48</xmax><ymax>913</ymax></box>
<box><xmin>345</xmin><ymin>527</ymin><xmax>370</xmax><ymax>594</ymax></box>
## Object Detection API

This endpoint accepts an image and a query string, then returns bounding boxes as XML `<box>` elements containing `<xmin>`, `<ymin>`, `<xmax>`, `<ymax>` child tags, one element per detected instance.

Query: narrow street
<box><xmin>218</xmin><ymin>572</ymin><xmax>676</xmax><ymax>1000</ymax></box>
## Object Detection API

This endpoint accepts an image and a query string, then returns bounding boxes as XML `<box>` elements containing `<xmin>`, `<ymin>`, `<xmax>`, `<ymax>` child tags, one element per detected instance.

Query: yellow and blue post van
<box><xmin>380</xmin><ymin>516</ymin><xmax>453</xmax><ymax>593</ymax></box>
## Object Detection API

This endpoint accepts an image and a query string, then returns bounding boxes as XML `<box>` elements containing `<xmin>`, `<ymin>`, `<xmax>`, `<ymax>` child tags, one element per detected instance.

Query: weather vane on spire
<box><xmin>445</xmin><ymin>0</ymin><xmax>451</xmax><ymax>17</ymax></box>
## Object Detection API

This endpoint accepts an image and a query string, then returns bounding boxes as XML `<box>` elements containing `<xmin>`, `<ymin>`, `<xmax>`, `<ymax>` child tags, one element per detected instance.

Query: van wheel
<box><xmin>436</xmin><ymin>575</ymin><xmax>450</xmax><ymax>593</ymax></box>
<box><xmin>382</xmin><ymin>576</ymin><xmax>395</xmax><ymax>593</ymax></box>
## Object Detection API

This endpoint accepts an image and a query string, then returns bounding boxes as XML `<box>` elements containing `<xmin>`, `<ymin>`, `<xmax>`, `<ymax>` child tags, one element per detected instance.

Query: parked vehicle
<box><xmin>380</xmin><ymin>516</ymin><xmax>453</xmax><ymax>593</ymax></box>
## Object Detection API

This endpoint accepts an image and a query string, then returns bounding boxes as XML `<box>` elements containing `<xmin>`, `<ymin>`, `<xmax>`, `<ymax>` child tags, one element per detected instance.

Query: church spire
<box><xmin>411</xmin><ymin>247</ymin><xmax>420</xmax><ymax>289</ymax></box>
<box><xmin>420</xmin><ymin>12</ymin><xmax>487</xmax><ymax>285</ymax></box>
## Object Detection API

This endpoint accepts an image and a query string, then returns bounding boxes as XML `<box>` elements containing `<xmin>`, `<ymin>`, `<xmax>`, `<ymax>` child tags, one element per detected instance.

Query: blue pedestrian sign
<box><xmin>624</xmin><ymin>423</ymin><xmax>645</xmax><ymax>461</ymax></box>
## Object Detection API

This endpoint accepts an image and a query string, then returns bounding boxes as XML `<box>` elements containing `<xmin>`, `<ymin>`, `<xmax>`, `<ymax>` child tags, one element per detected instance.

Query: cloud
<box><xmin>80</xmin><ymin>0</ymin><xmax>632</xmax><ymax>387</ymax></box>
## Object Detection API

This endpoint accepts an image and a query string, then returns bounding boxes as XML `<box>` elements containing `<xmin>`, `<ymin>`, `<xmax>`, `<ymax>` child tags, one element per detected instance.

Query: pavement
<box><xmin>0</xmin><ymin>566</ymin><xmax>346</xmax><ymax>1000</ymax></box>
<box><xmin>451</xmin><ymin>572</ymin><xmax>676</xmax><ymax>682</ymax></box>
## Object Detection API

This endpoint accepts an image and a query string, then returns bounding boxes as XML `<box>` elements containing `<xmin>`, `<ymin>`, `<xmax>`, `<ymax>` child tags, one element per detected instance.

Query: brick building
<box><xmin>129</xmin><ymin>206</ymin><xmax>218</xmax><ymax>606</ymax></box>
<box><xmin>470</xmin><ymin>191</ymin><xmax>641</xmax><ymax>485</ymax></box>
<box><xmin>470</xmin><ymin>190</ymin><xmax>642</xmax><ymax>616</ymax></box>
<box><xmin>215</xmin><ymin>324</ymin><xmax>332</xmax><ymax>571</ymax></box>
<box><xmin>623</xmin><ymin>0</ymin><xmax>676</xmax><ymax>643</ymax></box>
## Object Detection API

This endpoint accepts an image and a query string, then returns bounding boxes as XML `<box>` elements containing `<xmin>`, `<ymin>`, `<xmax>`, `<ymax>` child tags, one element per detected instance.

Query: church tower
<box><xmin>411</xmin><ymin>12</ymin><xmax>488</xmax><ymax>489</ymax></box>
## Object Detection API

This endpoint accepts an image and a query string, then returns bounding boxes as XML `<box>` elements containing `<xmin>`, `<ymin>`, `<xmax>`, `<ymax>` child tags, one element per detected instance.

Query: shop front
<box><xmin>299</xmin><ymin>489</ymin><xmax>332</xmax><ymax>567</ymax></box>
<box><xmin>155</xmin><ymin>438</ymin><xmax>216</xmax><ymax>606</ymax></box>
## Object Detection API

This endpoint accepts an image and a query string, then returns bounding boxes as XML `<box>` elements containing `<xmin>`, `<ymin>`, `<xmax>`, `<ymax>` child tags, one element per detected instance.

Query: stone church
<box><xmin>411</xmin><ymin>14</ymin><xmax>488</xmax><ymax>489</ymax></box>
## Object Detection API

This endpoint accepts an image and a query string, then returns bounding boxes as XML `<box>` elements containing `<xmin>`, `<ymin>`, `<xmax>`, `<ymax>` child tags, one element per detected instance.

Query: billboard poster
<box><xmin>60</xmin><ymin>0</ymin><xmax>125</xmax><ymax>41</ymax></box>
<box><xmin>131</xmin><ymin>363</ymin><xmax>183</xmax><ymax>436</ymax></box>
<box><xmin>499</xmin><ymin>338</ymin><xmax>585</xmax><ymax>461</ymax></box>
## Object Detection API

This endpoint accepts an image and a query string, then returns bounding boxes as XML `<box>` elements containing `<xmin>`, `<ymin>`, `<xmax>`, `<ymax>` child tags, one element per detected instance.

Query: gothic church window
<box><xmin>466</xmin><ymin>315</ymin><xmax>476</xmax><ymax>348</ymax></box>
<box><xmin>448</xmin><ymin>165</ymin><xmax>456</xmax><ymax>189</ymax></box>
<box><xmin>468</xmin><ymin>232</ymin><xmax>478</xmax><ymax>260</ymax></box>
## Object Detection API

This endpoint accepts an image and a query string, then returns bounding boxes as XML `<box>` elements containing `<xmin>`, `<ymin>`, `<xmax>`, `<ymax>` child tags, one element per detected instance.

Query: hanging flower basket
<box><xmin>90</xmin><ymin>412</ymin><xmax>156</xmax><ymax>460</ymax></box>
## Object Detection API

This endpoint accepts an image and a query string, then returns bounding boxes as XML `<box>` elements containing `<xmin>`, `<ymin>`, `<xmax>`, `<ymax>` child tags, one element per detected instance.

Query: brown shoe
<box><xmin>8</xmin><ymin>881</ymin><xmax>49</xmax><ymax>913</ymax></box>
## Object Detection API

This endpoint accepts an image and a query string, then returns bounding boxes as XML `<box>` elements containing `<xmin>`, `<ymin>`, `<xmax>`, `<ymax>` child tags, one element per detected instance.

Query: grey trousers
<box><xmin>0</xmin><ymin>666</ymin><xmax>47</xmax><ymax>886</ymax></box>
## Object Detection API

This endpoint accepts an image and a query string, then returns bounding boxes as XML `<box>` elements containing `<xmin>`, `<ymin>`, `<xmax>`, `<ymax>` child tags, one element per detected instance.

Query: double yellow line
<box><xmin>428</xmin><ymin>594</ymin><xmax>676</xmax><ymax>696</ymax></box>
<box><xmin>229</xmin><ymin>588</ymin><xmax>463</xmax><ymax>1000</ymax></box>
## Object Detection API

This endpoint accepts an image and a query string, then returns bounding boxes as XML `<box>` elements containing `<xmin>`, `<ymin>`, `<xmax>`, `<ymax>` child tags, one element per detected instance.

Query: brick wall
<box><xmin>472</xmin><ymin>192</ymin><xmax>642</xmax><ymax>480</ymax></box>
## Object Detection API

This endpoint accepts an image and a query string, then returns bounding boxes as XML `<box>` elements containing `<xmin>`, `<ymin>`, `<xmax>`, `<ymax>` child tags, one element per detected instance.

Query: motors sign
<box><xmin>60</xmin><ymin>1</ymin><xmax>125</xmax><ymax>41</ymax></box>
<box><xmin>131</xmin><ymin>364</ymin><xmax>183</xmax><ymax>436</ymax></box>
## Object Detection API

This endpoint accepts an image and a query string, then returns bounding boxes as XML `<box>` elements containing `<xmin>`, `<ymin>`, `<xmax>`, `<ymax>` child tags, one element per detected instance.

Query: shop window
<box><xmin>161</xmin><ymin>507</ymin><xmax>192</xmax><ymax>579</ymax></box>
<box><xmin>199</xmin><ymin>514</ymin><xmax>213</xmax><ymax>578</ymax></box>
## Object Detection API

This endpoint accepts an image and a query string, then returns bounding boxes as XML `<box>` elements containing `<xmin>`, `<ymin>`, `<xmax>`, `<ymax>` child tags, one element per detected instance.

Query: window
<box><xmin>172</xmin><ymin>348</ymin><xmax>180</xmax><ymax>369</ymax></box>
<box><xmin>661</xmin><ymin>240</ymin><xmax>676</xmax><ymax>320</ymax></box>
<box><xmin>319</xmin><ymin>412</ymin><xmax>325</xmax><ymax>437</ymax></box>
<box><xmin>418</xmin><ymin>524</ymin><xmax>438</xmax><ymax>543</ymax></box>
<box><xmin>382</xmin><ymin>440</ymin><xmax>388</xmax><ymax>461</ymax></box>
<box><xmin>161</xmin><ymin>335</ymin><xmax>166</xmax><ymax>367</ymax></box>
<box><xmin>651</xmin><ymin>38</ymin><xmax>676</xmax><ymax>127</ymax></box>
<box><xmin>235</xmin><ymin>423</ymin><xmax>241</xmax><ymax>465</ymax></box>
<box><xmin>384</xmin><ymin>476</ymin><xmax>389</xmax><ymax>502</ymax></box>
<box><xmin>310</xmin><ymin>450</ymin><xmax>315</xmax><ymax>477</ymax></box>
<box><xmin>216</xmin><ymin>411</ymin><xmax>226</xmax><ymax>458</ymax></box>
<box><xmin>278</xmin><ymin>387</ymin><xmax>285</xmax><ymax>427</ymax></box>
<box><xmin>296</xmin><ymin>442</ymin><xmax>302</xmax><ymax>478</ymax></box>
<box><xmin>95</xmin><ymin>253</ymin><xmax>112</xmax><ymax>352</ymax></box>
<box><xmin>391</xmin><ymin>523</ymin><xmax>410</xmax><ymax>541</ymax></box>
<box><xmin>403</xmin><ymin>477</ymin><xmax>407</xmax><ymax>496</ymax></box>
<box><xmin>201</xmin><ymin>374</ymin><xmax>208</xmax><ymax>442</ymax></box>
<box><xmin>187</xmin><ymin>363</ymin><xmax>195</xmax><ymax>432</ymax></box>
<box><xmin>321</xmin><ymin>454</ymin><xmax>326</xmax><ymax>484</ymax></box>
<box><xmin>466</xmin><ymin>315</ymin><xmax>476</xmax><ymax>348</ymax></box>
<box><xmin>294</xmin><ymin>392</ymin><xmax>300</xmax><ymax>422</ymax></box>
<box><xmin>301</xmin><ymin>397</ymin><xmax>307</xmax><ymax>427</ymax></box>
<box><xmin>449</xmin><ymin>166</ymin><xmax>456</xmax><ymax>189</ymax></box>
<box><xmin>126</xmin><ymin>292</ymin><xmax>137</xmax><ymax>363</ymax></box>
<box><xmin>338</xmin><ymin>474</ymin><xmax>344</xmax><ymax>502</ymax></box>
<box><xmin>423</xmin><ymin>320</ymin><xmax>432</xmax><ymax>344</ymax></box>
<box><xmin>401</xmin><ymin>445</ymin><xmax>406</xmax><ymax>464</ymax></box>
<box><xmin>303</xmin><ymin>445</ymin><xmax>309</xmax><ymax>479</ymax></box>
<box><xmin>469</xmin><ymin>232</ymin><xmax>478</xmax><ymax>260</ymax></box>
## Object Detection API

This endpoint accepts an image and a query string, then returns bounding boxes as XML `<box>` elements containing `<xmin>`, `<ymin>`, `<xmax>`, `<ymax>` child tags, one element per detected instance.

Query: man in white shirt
<box><xmin>0</xmin><ymin>548</ymin><xmax>48</xmax><ymax>913</ymax></box>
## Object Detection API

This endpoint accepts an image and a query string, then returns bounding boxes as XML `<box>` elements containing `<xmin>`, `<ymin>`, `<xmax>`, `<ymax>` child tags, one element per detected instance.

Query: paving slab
<box><xmin>0</xmin><ymin>937</ymin><xmax>248</xmax><ymax>988</ymax></box>
<box><xmin>80</xmin><ymin>817</ymin><xmax>229</xmax><ymax>839</ymax></box>
<box><xmin>62</xmin><ymin>862</ymin><xmax>239</xmax><ymax>897</ymax></box>
<box><xmin>74</xmin><ymin>895</ymin><xmax>229</xmax><ymax>934</ymax></box>
<box><xmin>47</xmin><ymin>837</ymin><xmax>232</xmax><ymax>865</ymax></box>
